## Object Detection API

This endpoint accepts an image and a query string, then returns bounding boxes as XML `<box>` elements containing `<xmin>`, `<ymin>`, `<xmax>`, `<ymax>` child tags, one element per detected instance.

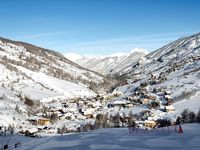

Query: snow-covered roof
<box><xmin>83</xmin><ymin>108</ymin><xmax>95</xmax><ymax>115</ymax></box>
<box><xmin>165</xmin><ymin>90</ymin><xmax>171</xmax><ymax>94</ymax></box>
<box><xmin>112</xmin><ymin>100</ymin><xmax>127</xmax><ymax>105</ymax></box>
<box><xmin>165</xmin><ymin>105</ymin><xmax>175</xmax><ymax>110</ymax></box>
<box><xmin>165</xmin><ymin>95</ymin><xmax>172</xmax><ymax>99</ymax></box>
<box><xmin>144</xmin><ymin>120</ymin><xmax>156</xmax><ymax>123</ymax></box>
<box><xmin>26</xmin><ymin>128</ymin><xmax>38</xmax><ymax>133</ymax></box>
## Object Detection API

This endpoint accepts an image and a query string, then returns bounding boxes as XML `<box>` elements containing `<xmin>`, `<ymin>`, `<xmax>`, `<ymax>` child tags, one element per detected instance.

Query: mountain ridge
<box><xmin>67</xmin><ymin>48</ymin><xmax>148</xmax><ymax>75</ymax></box>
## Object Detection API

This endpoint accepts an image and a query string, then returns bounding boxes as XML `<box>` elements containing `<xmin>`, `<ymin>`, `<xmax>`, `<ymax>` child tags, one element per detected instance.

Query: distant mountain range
<box><xmin>65</xmin><ymin>48</ymin><xmax>148</xmax><ymax>75</ymax></box>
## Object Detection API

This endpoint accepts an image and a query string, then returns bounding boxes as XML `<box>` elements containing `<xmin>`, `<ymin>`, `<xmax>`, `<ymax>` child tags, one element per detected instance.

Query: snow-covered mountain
<box><xmin>114</xmin><ymin>32</ymin><xmax>200</xmax><ymax>114</ymax></box>
<box><xmin>0</xmin><ymin>37</ymin><xmax>115</xmax><ymax>94</ymax></box>
<box><xmin>0</xmin><ymin>37</ymin><xmax>114</xmax><ymax>126</ymax></box>
<box><xmin>117</xmin><ymin>33</ymin><xmax>200</xmax><ymax>78</ymax></box>
<box><xmin>65</xmin><ymin>48</ymin><xmax>148</xmax><ymax>75</ymax></box>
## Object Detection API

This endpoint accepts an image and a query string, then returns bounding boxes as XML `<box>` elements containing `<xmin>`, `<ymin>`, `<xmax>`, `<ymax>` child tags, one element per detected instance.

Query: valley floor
<box><xmin>4</xmin><ymin>124</ymin><xmax>200</xmax><ymax>150</ymax></box>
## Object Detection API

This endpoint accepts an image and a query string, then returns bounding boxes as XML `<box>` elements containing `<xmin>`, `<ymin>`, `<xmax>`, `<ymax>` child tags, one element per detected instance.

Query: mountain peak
<box><xmin>65</xmin><ymin>48</ymin><xmax>148</xmax><ymax>62</ymax></box>
<box><xmin>130</xmin><ymin>48</ymin><xmax>149</xmax><ymax>55</ymax></box>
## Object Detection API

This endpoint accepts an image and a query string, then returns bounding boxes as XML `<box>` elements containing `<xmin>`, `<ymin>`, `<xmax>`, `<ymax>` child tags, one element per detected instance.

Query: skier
<box><xmin>178</xmin><ymin>125</ymin><xmax>183</xmax><ymax>134</ymax></box>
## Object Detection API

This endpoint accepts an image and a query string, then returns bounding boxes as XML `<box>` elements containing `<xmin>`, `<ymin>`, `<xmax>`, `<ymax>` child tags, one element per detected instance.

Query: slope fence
<box><xmin>128</xmin><ymin>125</ymin><xmax>182</xmax><ymax>136</ymax></box>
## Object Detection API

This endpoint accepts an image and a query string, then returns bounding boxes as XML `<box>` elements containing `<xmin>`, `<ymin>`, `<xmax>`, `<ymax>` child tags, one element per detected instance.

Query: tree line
<box><xmin>176</xmin><ymin>109</ymin><xmax>200</xmax><ymax>124</ymax></box>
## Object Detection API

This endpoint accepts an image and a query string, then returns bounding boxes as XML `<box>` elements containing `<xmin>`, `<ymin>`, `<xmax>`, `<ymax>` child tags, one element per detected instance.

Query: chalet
<box><xmin>164</xmin><ymin>95</ymin><xmax>174</xmax><ymax>105</ymax></box>
<box><xmin>135</xmin><ymin>121</ymin><xmax>145</xmax><ymax>128</ymax></box>
<box><xmin>125</xmin><ymin>102</ymin><xmax>134</xmax><ymax>108</ymax></box>
<box><xmin>150</xmin><ymin>73</ymin><xmax>159</xmax><ymax>79</ymax></box>
<box><xmin>48</xmin><ymin>108</ymin><xmax>64</xmax><ymax>116</ymax></box>
<box><xmin>28</xmin><ymin>118</ymin><xmax>38</xmax><ymax>125</ymax></box>
<box><xmin>141</xmin><ymin>99</ymin><xmax>150</xmax><ymax>105</ymax></box>
<box><xmin>144</xmin><ymin>120</ymin><xmax>157</xmax><ymax>128</ymax></box>
<box><xmin>25</xmin><ymin>128</ymin><xmax>38</xmax><ymax>137</ymax></box>
<box><xmin>112</xmin><ymin>91</ymin><xmax>123</xmax><ymax>97</ymax></box>
<box><xmin>37</xmin><ymin>118</ymin><xmax>50</xmax><ymax>126</ymax></box>
<box><xmin>149</xmin><ymin>100</ymin><xmax>160</xmax><ymax>109</ymax></box>
<box><xmin>36</xmin><ymin>113</ymin><xmax>44</xmax><ymax>117</ymax></box>
<box><xmin>59</xmin><ymin>115</ymin><xmax>66</xmax><ymax>121</ymax></box>
<box><xmin>164</xmin><ymin>95</ymin><xmax>173</xmax><ymax>101</ymax></box>
<box><xmin>165</xmin><ymin>105</ymin><xmax>175</xmax><ymax>112</ymax></box>
<box><xmin>112</xmin><ymin>100</ymin><xmax>127</xmax><ymax>108</ymax></box>
<box><xmin>164</xmin><ymin>90</ymin><xmax>171</xmax><ymax>95</ymax></box>
<box><xmin>83</xmin><ymin>108</ymin><xmax>95</xmax><ymax>118</ymax></box>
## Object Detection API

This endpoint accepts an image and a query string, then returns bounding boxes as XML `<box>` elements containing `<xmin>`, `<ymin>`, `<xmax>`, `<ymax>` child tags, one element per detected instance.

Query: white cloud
<box><xmin>67</xmin><ymin>32</ymin><xmax>189</xmax><ymax>47</ymax></box>
<box><xmin>20</xmin><ymin>32</ymin><xmax>65</xmax><ymax>40</ymax></box>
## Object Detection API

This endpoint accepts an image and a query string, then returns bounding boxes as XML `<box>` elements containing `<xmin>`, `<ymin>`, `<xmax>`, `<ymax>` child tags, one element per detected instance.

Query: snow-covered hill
<box><xmin>65</xmin><ymin>48</ymin><xmax>148</xmax><ymax>75</ymax></box>
<box><xmin>10</xmin><ymin>124</ymin><xmax>200</xmax><ymax>150</ymax></box>
<box><xmin>0</xmin><ymin>37</ymin><xmax>115</xmax><ymax>127</ymax></box>
<box><xmin>0</xmin><ymin>37</ymin><xmax>115</xmax><ymax>97</ymax></box>
<box><xmin>113</xmin><ymin>33</ymin><xmax>200</xmax><ymax>114</ymax></box>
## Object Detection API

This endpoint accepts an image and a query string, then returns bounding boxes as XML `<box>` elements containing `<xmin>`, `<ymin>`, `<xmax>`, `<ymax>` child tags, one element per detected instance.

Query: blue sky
<box><xmin>0</xmin><ymin>0</ymin><xmax>200</xmax><ymax>55</ymax></box>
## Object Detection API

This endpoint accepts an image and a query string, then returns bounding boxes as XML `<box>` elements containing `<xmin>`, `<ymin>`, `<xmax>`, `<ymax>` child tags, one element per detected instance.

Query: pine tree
<box><xmin>102</xmin><ymin>113</ymin><xmax>109</xmax><ymax>128</ymax></box>
<box><xmin>114</xmin><ymin>113</ymin><xmax>121</xmax><ymax>127</ymax></box>
<box><xmin>128</xmin><ymin>111</ymin><xmax>135</xmax><ymax>126</ymax></box>
<box><xmin>181</xmin><ymin>109</ymin><xmax>189</xmax><ymax>123</ymax></box>
<box><xmin>121</xmin><ymin>112</ymin><xmax>126</xmax><ymax>125</ymax></box>
<box><xmin>50</xmin><ymin>113</ymin><xmax>59</xmax><ymax>124</ymax></box>
<box><xmin>188</xmin><ymin>111</ymin><xmax>196</xmax><ymax>123</ymax></box>
<box><xmin>94</xmin><ymin>114</ymin><xmax>104</xmax><ymax>128</ymax></box>
<box><xmin>61</xmin><ymin>125</ymin><xmax>66</xmax><ymax>134</ymax></box>
<box><xmin>196</xmin><ymin>109</ymin><xmax>200</xmax><ymax>123</ymax></box>
<box><xmin>175</xmin><ymin>117</ymin><xmax>181</xmax><ymax>125</ymax></box>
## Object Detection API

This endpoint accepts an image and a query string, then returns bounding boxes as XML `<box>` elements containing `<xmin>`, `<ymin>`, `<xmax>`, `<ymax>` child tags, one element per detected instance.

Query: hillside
<box><xmin>112</xmin><ymin>33</ymin><xmax>200</xmax><ymax>116</ymax></box>
<box><xmin>0</xmin><ymin>37</ymin><xmax>115</xmax><ymax>127</ymax></box>
<box><xmin>0</xmin><ymin>37</ymin><xmax>117</xmax><ymax>94</ymax></box>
